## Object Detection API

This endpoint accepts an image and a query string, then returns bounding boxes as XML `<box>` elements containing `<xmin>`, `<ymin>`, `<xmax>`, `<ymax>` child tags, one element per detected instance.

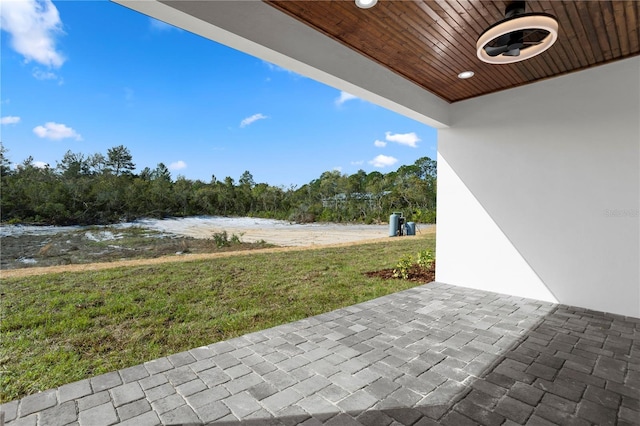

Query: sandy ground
<box><xmin>1</xmin><ymin>217</ymin><xmax>435</xmax><ymax>278</ymax></box>
<box><xmin>133</xmin><ymin>217</ymin><xmax>434</xmax><ymax>247</ymax></box>
<box><xmin>1</xmin><ymin>231</ymin><xmax>435</xmax><ymax>279</ymax></box>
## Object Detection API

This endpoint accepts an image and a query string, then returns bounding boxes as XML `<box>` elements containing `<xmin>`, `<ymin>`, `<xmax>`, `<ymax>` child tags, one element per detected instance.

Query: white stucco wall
<box><xmin>437</xmin><ymin>57</ymin><xmax>640</xmax><ymax>317</ymax></box>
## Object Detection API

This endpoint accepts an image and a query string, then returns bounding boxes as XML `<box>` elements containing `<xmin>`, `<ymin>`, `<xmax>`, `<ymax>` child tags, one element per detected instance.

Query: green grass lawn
<box><xmin>0</xmin><ymin>234</ymin><xmax>434</xmax><ymax>402</ymax></box>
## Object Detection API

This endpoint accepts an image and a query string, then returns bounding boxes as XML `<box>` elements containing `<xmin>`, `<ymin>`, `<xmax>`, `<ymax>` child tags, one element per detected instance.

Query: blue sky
<box><xmin>0</xmin><ymin>0</ymin><xmax>437</xmax><ymax>187</ymax></box>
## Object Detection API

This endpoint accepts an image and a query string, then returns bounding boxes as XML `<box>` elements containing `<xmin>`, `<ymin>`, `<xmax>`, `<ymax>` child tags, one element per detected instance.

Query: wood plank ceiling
<box><xmin>266</xmin><ymin>0</ymin><xmax>640</xmax><ymax>103</ymax></box>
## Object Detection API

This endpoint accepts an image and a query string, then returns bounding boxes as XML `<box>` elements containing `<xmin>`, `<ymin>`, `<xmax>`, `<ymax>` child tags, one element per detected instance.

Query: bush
<box><xmin>416</xmin><ymin>250</ymin><xmax>434</xmax><ymax>270</ymax></box>
<box><xmin>288</xmin><ymin>205</ymin><xmax>315</xmax><ymax>223</ymax></box>
<box><xmin>392</xmin><ymin>254</ymin><xmax>414</xmax><ymax>280</ymax></box>
<box><xmin>212</xmin><ymin>231</ymin><xmax>229</xmax><ymax>248</ymax></box>
<box><xmin>393</xmin><ymin>249</ymin><xmax>435</xmax><ymax>280</ymax></box>
<box><xmin>212</xmin><ymin>231</ymin><xmax>244</xmax><ymax>248</ymax></box>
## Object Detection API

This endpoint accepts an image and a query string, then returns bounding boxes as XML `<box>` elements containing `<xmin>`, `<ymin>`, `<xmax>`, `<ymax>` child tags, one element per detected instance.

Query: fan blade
<box><xmin>509</xmin><ymin>30</ymin><xmax>524</xmax><ymax>44</ymax></box>
<box><xmin>484</xmin><ymin>44</ymin><xmax>510</xmax><ymax>57</ymax></box>
<box><xmin>522</xmin><ymin>41</ymin><xmax>543</xmax><ymax>45</ymax></box>
<box><xmin>523</xmin><ymin>29</ymin><xmax>547</xmax><ymax>41</ymax></box>
<box><xmin>495</xmin><ymin>34</ymin><xmax>511</xmax><ymax>46</ymax></box>
<box><xmin>507</xmin><ymin>42</ymin><xmax>524</xmax><ymax>51</ymax></box>
<box><xmin>504</xmin><ymin>48</ymin><xmax>521</xmax><ymax>57</ymax></box>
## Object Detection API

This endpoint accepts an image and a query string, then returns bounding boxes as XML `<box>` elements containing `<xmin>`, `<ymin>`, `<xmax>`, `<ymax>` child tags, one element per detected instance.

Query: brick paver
<box><xmin>3</xmin><ymin>282</ymin><xmax>639</xmax><ymax>425</ymax></box>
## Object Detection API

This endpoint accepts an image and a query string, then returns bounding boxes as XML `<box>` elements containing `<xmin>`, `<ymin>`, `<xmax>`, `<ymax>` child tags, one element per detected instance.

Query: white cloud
<box><xmin>240</xmin><ymin>113</ymin><xmax>268</xmax><ymax>128</ymax></box>
<box><xmin>335</xmin><ymin>91</ymin><xmax>358</xmax><ymax>106</ymax></box>
<box><xmin>149</xmin><ymin>18</ymin><xmax>176</xmax><ymax>32</ymax></box>
<box><xmin>33</xmin><ymin>160</ymin><xmax>48</xmax><ymax>169</ymax></box>
<box><xmin>264</xmin><ymin>62</ymin><xmax>303</xmax><ymax>78</ymax></box>
<box><xmin>33</xmin><ymin>122</ymin><xmax>82</xmax><ymax>141</ymax></box>
<box><xmin>32</xmin><ymin>67</ymin><xmax>56</xmax><ymax>80</ymax></box>
<box><xmin>265</xmin><ymin>63</ymin><xmax>286</xmax><ymax>72</ymax></box>
<box><xmin>169</xmin><ymin>160</ymin><xmax>187</xmax><ymax>171</ymax></box>
<box><xmin>0</xmin><ymin>0</ymin><xmax>66</xmax><ymax>68</ymax></box>
<box><xmin>374</xmin><ymin>140</ymin><xmax>387</xmax><ymax>148</ymax></box>
<box><xmin>351</xmin><ymin>160</ymin><xmax>364</xmax><ymax>166</ymax></box>
<box><xmin>32</xmin><ymin>67</ymin><xmax>62</xmax><ymax>84</ymax></box>
<box><xmin>385</xmin><ymin>131</ymin><xmax>421</xmax><ymax>148</ymax></box>
<box><xmin>1</xmin><ymin>116</ymin><xmax>21</xmax><ymax>125</ymax></box>
<box><xmin>369</xmin><ymin>154</ymin><xmax>398</xmax><ymax>168</ymax></box>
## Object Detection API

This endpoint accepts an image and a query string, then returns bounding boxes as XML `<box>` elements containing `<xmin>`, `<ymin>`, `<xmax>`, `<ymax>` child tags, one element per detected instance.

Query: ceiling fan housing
<box><xmin>477</xmin><ymin>1</ymin><xmax>559</xmax><ymax>64</ymax></box>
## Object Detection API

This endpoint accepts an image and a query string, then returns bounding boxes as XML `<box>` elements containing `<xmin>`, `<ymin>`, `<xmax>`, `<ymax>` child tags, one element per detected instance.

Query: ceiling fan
<box><xmin>476</xmin><ymin>1</ymin><xmax>559</xmax><ymax>64</ymax></box>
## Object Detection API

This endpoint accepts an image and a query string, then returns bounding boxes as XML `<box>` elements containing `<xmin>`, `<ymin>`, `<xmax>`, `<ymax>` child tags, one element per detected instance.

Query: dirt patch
<box><xmin>364</xmin><ymin>263</ymin><xmax>435</xmax><ymax>283</ymax></box>
<box><xmin>0</xmin><ymin>227</ymin><xmax>271</xmax><ymax>272</ymax></box>
<box><xmin>133</xmin><ymin>217</ymin><xmax>419</xmax><ymax>247</ymax></box>
<box><xmin>1</xmin><ymin>220</ymin><xmax>435</xmax><ymax>278</ymax></box>
<box><xmin>1</xmin><ymin>234</ymin><xmax>433</xmax><ymax>279</ymax></box>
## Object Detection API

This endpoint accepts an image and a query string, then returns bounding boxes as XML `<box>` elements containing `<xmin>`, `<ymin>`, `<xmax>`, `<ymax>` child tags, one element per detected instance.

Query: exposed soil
<box><xmin>364</xmin><ymin>263</ymin><xmax>435</xmax><ymax>283</ymax></box>
<box><xmin>0</xmin><ymin>227</ymin><xmax>272</xmax><ymax>272</ymax></box>
<box><xmin>1</xmin><ymin>221</ymin><xmax>435</xmax><ymax>279</ymax></box>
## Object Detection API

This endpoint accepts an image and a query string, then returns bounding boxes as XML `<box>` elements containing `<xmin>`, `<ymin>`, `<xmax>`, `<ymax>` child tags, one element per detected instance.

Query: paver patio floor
<box><xmin>2</xmin><ymin>282</ymin><xmax>639</xmax><ymax>425</ymax></box>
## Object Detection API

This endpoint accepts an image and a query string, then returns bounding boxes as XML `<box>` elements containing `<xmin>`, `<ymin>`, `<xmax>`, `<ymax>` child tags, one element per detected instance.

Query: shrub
<box><xmin>212</xmin><ymin>231</ymin><xmax>229</xmax><ymax>248</ymax></box>
<box><xmin>416</xmin><ymin>249</ymin><xmax>434</xmax><ymax>270</ymax></box>
<box><xmin>393</xmin><ymin>249</ymin><xmax>435</xmax><ymax>280</ymax></box>
<box><xmin>392</xmin><ymin>254</ymin><xmax>414</xmax><ymax>280</ymax></box>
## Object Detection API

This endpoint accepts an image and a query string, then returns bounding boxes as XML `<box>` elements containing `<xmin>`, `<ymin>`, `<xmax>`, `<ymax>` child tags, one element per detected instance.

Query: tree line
<box><xmin>0</xmin><ymin>144</ymin><xmax>436</xmax><ymax>226</ymax></box>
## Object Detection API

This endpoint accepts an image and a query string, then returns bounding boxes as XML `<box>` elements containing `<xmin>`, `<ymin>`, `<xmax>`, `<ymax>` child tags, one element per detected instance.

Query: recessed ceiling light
<box><xmin>355</xmin><ymin>0</ymin><xmax>378</xmax><ymax>9</ymax></box>
<box><xmin>477</xmin><ymin>2</ymin><xmax>558</xmax><ymax>64</ymax></box>
<box><xmin>458</xmin><ymin>71</ymin><xmax>475</xmax><ymax>79</ymax></box>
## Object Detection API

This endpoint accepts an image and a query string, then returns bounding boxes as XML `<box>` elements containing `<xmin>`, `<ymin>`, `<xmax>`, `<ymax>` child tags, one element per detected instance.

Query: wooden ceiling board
<box><xmin>626</xmin><ymin>1</ymin><xmax>639</xmax><ymax>54</ymax></box>
<box><xmin>612</xmin><ymin>1</ymin><xmax>629</xmax><ymax>56</ymax></box>
<box><xmin>538</xmin><ymin>1</ymin><xmax>584</xmax><ymax>69</ymax></box>
<box><xmin>266</xmin><ymin>0</ymin><xmax>640</xmax><ymax>103</ymax></box>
